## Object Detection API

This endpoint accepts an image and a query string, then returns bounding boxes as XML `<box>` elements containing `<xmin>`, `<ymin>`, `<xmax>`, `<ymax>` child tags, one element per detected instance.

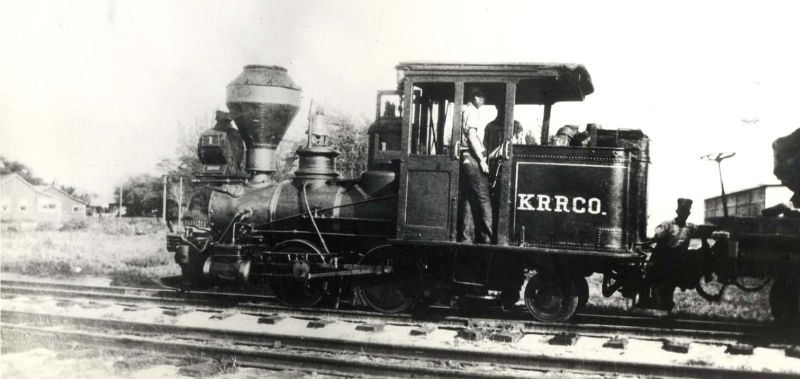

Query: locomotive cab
<box><xmin>392</xmin><ymin>63</ymin><xmax>648</xmax><ymax>250</ymax></box>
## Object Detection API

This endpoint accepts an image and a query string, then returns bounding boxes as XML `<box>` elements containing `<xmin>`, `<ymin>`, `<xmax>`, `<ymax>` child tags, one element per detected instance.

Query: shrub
<box><xmin>124</xmin><ymin>252</ymin><xmax>172</xmax><ymax>268</ymax></box>
<box><xmin>35</xmin><ymin>222</ymin><xmax>59</xmax><ymax>231</ymax></box>
<box><xmin>96</xmin><ymin>218</ymin><xmax>165</xmax><ymax>236</ymax></box>
<box><xmin>60</xmin><ymin>218</ymin><xmax>90</xmax><ymax>231</ymax></box>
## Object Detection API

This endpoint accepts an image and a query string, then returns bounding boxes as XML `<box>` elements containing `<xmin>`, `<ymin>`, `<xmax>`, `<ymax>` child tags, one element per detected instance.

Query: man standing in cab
<box><xmin>458</xmin><ymin>87</ymin><xmax>493</xmax><ymax>244</ymax></box>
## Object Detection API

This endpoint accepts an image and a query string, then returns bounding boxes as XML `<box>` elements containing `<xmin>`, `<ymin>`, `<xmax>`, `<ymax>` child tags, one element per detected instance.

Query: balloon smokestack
<box><xmin>226</xmin><ymin>65</ymin><xmax>301</xmax><ymax>181</ymax></box>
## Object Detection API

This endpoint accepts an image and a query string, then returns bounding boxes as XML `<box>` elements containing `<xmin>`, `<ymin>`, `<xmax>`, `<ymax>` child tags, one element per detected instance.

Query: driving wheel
<box><xmin>357</xmin><ymin>246</ymin><xmax>423</xmax><ymax>314</ymax></box>
<box><xmin>268</xmin><ymin>240</ymin><xmax>327</xmax><ymax>308</ymax></box>
<box><xmin>524</xmin><ymin>267</ymin><xmax>579</xmax><ymax>322</ymax></box>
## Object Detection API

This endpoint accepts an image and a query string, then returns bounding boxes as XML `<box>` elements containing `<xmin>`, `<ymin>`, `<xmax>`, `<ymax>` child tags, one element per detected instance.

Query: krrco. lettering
<box><xmin>517</xmin><ymin>193</ymin><xmax>606</xmax><ymax>215</ymax></box>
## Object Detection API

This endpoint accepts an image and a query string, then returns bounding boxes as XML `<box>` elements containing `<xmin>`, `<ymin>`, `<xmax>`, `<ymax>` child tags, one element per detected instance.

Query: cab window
<box><xmin>409</xmin><ymin>83</ymin><xmax>454</xmax><ymax>156</ymax></box>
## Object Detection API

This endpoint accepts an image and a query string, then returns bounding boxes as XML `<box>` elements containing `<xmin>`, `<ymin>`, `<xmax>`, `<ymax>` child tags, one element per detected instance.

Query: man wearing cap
<box><xmin>640</xmin><ymin>198</ymin><xmax>697</xmax><ymax>312</ymax></box>
<box><xmin>457</xmin><ymin>87</ymin><xmax>493</xmax><ymax>244</ymax></box>
<box><xmin>551</xmin><ymin>125</ymin><xmax>578</xmax><ymax>146</ymax></box>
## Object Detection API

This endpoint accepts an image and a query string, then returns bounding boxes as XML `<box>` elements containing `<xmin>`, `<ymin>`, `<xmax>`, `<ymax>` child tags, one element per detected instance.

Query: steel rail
<box><xmin>3</xmin><ymin>310</ymin><xmax>797</xmax><ymax>379</ymax></box>
<box><xmin>0</xmin><ymin>323</ymin><xmax>532</xmax><ymax>379</ymax></box>
<box><xmin>2</xmin><ymin>279</ymin><xmax>797</xmax><ymax>345</ymax></box>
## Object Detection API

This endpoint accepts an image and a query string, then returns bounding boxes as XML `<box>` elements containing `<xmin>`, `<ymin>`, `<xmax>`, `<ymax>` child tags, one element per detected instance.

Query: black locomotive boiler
<box><xmin>167</xmin><ymin>63</ymin><xmax>799</xmax><ymax>323</ymax></box>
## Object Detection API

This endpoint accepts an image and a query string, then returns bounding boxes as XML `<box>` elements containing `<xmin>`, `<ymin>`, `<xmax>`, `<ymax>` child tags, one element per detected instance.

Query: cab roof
<box><xmin>396</xmin><ymin>62</ymin><xmax>594</xmax><ymax>104</ymax></box>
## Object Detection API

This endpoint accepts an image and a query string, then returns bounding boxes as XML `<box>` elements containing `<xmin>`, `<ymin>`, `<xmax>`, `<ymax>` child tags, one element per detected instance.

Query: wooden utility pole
<box><xmin>162</xmin><ymin>176</ymin><xmax>167</xmax><ymax>222</ymax></box>
<box><xmin>178</xmin><ymin>177</ymin><xmax>183</xmax><ymax>227</ymax></box>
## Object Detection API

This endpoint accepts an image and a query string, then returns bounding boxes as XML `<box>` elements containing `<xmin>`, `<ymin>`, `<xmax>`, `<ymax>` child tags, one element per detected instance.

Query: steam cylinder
<box><xmin>226</xmin><ymin>65</ymin><xmax>301</xmax><ymax>175</ymax></box>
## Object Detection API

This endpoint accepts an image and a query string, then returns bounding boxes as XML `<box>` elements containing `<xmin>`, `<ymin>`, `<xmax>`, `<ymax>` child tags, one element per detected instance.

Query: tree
<box><xmin>1</xmin><ymin>156</ymin><xmax>94</xmax><ymax>202</ymax></box>
<box><xmin>113</xmin><ymin>174</ymin><xmax>164</xmax><ymax>217</ymax></box>
<box><xmin>272</xmin><ymin>139</ymin><xmax>305</xmax><ymax>182</ymax></box>
<box><xmin>158</xmin><ymin>114</ymin><xmax>214</xmax><ymax>220</ymax></box>
<box><xmin>1</xmin><ymin>156</ymin><xmax>44</xmax><ymax>185</ymax></box>
<box><xmin>57</xmin><ymin>184</ymin><xmax>93</xmax><ymax>204</ymax></box>
<box><xmin>325</xmin><ymin>110</ymin><xmax>370</xmax><ymax>179</ymax></box>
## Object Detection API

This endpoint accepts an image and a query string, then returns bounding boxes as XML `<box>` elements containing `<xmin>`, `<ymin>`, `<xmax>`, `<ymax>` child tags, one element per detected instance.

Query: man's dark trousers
<box><xmin>457</xmin><ymin>154</ymin><xmax>493</xmax><ymax>244</ymax></box>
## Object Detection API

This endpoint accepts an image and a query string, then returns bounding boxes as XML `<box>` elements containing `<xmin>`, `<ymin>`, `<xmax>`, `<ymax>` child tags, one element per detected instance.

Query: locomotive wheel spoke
<box><xmin>268</xmin><ymin>240</ymin><xmax>326</xmax><ymax>308</ymax></box>
<box><xmin>524</xmin><ymin>268</ymin><xmax>579</xmax><ymax>323</ymax></box>
<box><xmin>357</xmin><ymin>246</ymin><xmax>422</xmax><ymax>314</ymax></box>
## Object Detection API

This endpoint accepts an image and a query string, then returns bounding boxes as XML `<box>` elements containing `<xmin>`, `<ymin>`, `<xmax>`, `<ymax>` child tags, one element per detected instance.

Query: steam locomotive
<box><xmin>167</xmin><ymin>63</ymin><xmax>800</xmax><ymax>323</ymax></box>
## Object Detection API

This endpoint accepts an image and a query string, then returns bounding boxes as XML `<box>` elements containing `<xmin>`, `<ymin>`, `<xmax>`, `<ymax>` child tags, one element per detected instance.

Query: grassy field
<box><xmin>582</xmin><ymin>274</ymin><xmax>773</xmax><ymax>322</ymax></box>
<box><xmin>1</xmin><ymin>218</ymin><xmax>179</xmax><ymax>287</ymax></box>
<box><xmin>1</xmin><ymin>218</ymin><xmax>773</xmax><ymax>321</ymax></box>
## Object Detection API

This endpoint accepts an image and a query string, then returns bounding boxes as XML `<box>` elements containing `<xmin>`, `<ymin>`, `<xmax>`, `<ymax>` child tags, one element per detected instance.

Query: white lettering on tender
<box><xmin>536</xmin><ymin>194</ymin><xmax>551</xmax><ymax>211</ymax></box>
<box><xmin>588</xmin><ymin>198</ymin><xmax>602</xmax><ymax>214</ymax></box>
<box><xmin>517</xmin><ymin>194</ymin><xmax>536</xmax><ymax>210</ymax></box>
<box><xmin>516</xmin><ymin>193</ymin><xmax>604</xmax><ymax>215</ymax></box>
<box><xmin>554</xmin><ymin>195</ymin><xmax>570</xmax><ymax>213</ymax></box>
<box><xmin>572</xmin><ymin>197</ymin><xmax>586</xmax><ymax>213</ymax></box>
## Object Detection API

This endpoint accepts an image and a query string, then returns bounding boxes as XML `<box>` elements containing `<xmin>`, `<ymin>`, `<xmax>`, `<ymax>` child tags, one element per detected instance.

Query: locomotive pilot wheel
<box><xmin>268</xmin><ymin>240</ymin><xmax>327</xmax><ymax>308</ymax></box>
<box><xmin>524</xmin><ymin>268</ymin><xmax>579</xmax><ymax>323</ymax></box>
<box><xmin>357</xmin><ymin>245</ymin><xmax>423</xmax><ymax>314</ymax></box>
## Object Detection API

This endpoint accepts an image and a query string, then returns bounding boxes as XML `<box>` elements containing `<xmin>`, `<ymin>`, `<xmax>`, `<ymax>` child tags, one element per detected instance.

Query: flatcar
<box><xmin>167</xmin><ymin>63</ymin><xmax>799</xmax><ymax>323</ymax></box>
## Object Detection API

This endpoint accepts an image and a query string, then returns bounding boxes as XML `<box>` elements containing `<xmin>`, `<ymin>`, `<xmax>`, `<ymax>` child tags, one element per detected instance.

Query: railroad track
<box><xmin>2</xmin><ymin>279</ymin><xmax>797</xmax><ymax>345</ymax></box>
<box><xmin>3</xmin><ymin>278</ymin><xmax>800</xmax><ymax>377</ymax></box>
<box><xmin>3</xmin><ymin>308</ymin><xmax>799</xmax><ymax>378</ymax></box>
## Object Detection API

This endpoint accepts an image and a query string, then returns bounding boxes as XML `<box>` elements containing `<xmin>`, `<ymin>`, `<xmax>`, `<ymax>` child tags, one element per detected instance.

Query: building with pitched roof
<box><xmin>36</xmin><ymin>185</ymin><xmax>89</xmax><ymax>220</ymax></box>
<box><xmin>1</xmin><ymin>173</ymin><xmax>62</xmax><ymax>222</ymax></box>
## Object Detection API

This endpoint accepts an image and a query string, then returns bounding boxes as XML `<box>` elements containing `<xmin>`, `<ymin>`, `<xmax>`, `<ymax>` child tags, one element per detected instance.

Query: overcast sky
<box><xmin>1</xmin><ymin>0</ymin><xmax>798</xmax><ymax>224</ymax></box>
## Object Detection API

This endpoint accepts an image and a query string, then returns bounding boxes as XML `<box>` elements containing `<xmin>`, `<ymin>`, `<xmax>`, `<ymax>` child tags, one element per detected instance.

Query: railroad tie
<box><xmin>208</xmin><ymin>311</ymin><xmax>237</xmax><ymax>321</ymax></box>
<box><xmin>121</xmin><ymin>304</ymin><xmax>155</xmax><ymax>312</ymax></box>
<box><xmin>726</xmin><ymin>343</ymin><xmax>754</xmax><ymax>355</ymax></box>
<box><xmin>56</xmin><ymin>299</ymin><xmax>78</xmax><ymax>307</ymax></box>
<box><xmin>490</xmin><ymin>331</ymin><xmax>523</xmax><ymax>343</ymax></box>
<box><xmin>162</xmin><ymin>308</ymin><xmax>192</xmax><ymax>317</ymax></box>
<box><xmin>549</xmin><ymin>332</ymin><xmax>579</xmax><ymax>346</ymax></box>
<box><xmin>257</xmin><ymin>315</ymin><xmax>285</xmax><ymax>325</ymax></box>
<box><xmin>662</xmin><ymin>340</ymin><xmax>690</xmax><ymax>354</ymax></box>
<box><xmin>603</xmin><ymin>336</ymin><xmax>628</xmax><ymax>349</ymax></box>
<box><xmin>79</xmin><ymin>301</ymin><xmax>111</xmax><ymax>309</ymax></box>
<box><xmin>410</xmin><ymin>325</ymin><xmax>434</xmax><ymax>336</ymax></box>
<box><xmin>307</xmin><ymin>319</ymin><xmax>335</xmax><ymax>329</ymax></box>
<box><xmin>456</xmin><ymin>328</ymin><xmax>483</xmax><ymax>341</ymax></box>
<box><xmin>355</xmin><ymin>323</ymin><xmax>384</xmax><ymax>332</ymax></box>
